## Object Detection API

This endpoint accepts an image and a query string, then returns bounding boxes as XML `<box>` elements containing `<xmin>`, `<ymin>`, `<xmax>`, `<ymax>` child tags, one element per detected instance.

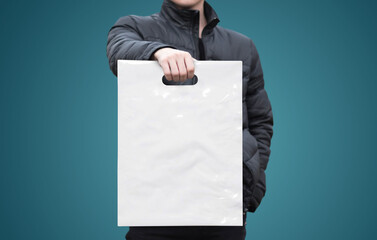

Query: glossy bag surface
<box><xmin>117</xmin><ymin>60</ymin><xmax>243</xmax><ymax>226</ymax></box>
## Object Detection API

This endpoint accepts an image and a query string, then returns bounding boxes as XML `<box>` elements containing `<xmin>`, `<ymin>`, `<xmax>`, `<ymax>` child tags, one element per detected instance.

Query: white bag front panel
<box><xmin>117</xmin><ymin>60</ymin><xmax>243</xmax><ymax>226</ymax></box>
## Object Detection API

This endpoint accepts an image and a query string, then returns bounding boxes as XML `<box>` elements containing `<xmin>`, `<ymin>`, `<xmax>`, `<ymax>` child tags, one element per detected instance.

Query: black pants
<box><xmin>125</xmin><ymin>212</ymin><xmax>247</xmax><ymax>240</ymax></box>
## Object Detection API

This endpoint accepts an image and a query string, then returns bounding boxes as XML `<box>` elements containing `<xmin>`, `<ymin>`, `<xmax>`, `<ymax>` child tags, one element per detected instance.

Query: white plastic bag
<box><xmin>117</xmin><ymin>60</ymin><xmax>243</xmax><ymax>226</ymax></box>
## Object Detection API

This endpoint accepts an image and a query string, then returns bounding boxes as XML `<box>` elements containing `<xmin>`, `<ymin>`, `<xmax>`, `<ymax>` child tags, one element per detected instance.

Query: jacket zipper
<box><xmin>193</xmin><ymin>12</ymin><xmax>215</xmax><ymax>60</ymax></box>
<box><xmin>191</xmin><ymin>11</ymin><xmax>200</xmax><ymax>60</ymax></box>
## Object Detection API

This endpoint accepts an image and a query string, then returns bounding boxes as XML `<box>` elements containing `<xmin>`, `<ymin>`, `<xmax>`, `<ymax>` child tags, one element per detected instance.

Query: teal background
<box><xmin>1</xmin><ymin>0</ymin><xmax>376</xmax><ymax>239</ymax></box>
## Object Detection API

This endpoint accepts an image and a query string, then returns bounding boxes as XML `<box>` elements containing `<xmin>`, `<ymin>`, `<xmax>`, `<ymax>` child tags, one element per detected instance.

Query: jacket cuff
<box><xmin>143</xmin><ymin>43</ymin><xmax>177</xmax><ymax>60</ymax></box>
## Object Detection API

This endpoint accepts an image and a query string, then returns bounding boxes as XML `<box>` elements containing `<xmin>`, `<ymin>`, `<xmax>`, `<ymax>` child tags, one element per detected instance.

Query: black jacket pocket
<box><xmin>243</xmin><ymin>129</ymin><xmax>261</xmax><ymax>188</ymax></box>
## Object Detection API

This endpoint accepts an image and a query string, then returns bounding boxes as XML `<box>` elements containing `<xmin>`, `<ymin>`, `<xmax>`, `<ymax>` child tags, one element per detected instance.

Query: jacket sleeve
<box><xmin>245</xmin><ymin>39</ymin><xmax>274</xmax><ymax>212</ymax></box>
<box><xmin>106</xmin><ymin>15</ymin><xmax>176</xmax><ymax>76</ymax></box>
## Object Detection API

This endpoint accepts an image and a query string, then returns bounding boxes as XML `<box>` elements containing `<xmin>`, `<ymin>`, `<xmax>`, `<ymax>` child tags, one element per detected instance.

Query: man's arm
<box><xmin>106</xmin><ymin>15</ymin><xmax>195</xmax><ymax>81</ymax></box>
<box><xmin>245</xmin><ymin>39</ymin><xmax>274</xmax><ymax>212</ymax></box>
<box><xmin>106</xmin><ymin>15</ymin><xmax>176</xmax><ymax>76</ymax></box>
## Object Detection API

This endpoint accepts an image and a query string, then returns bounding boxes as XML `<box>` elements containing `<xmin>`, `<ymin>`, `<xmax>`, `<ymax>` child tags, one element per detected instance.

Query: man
<box><xmin>106</xmin><ymin>0</ymin><xmax>274</xmax><ymax>239</ymax></box>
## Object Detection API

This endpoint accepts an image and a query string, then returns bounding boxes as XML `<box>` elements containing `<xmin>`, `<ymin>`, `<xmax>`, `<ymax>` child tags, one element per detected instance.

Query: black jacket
<box><xmin>106</xmin><ymin>0</ymin><xmax>274</xmax><ymax>213</ymax></box>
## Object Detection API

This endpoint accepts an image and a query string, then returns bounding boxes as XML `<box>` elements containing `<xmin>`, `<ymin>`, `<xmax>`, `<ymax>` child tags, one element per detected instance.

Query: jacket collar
<box><xmin>159</xmin><ymin>0</ymin><xmax>220</xmax><ymax>31</ymax></box>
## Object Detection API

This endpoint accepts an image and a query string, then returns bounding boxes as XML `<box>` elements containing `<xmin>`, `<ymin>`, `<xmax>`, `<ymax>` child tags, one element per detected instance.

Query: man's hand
<box><xmin>152</xmin><ymin>48</ymin><xmax>196</xmax><ymax>82</ymax></box>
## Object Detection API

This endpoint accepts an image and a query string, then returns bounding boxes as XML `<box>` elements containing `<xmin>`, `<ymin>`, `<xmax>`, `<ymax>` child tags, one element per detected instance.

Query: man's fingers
<box><xmin>177</xmin><ymin>57</ymin><xmax>188</xmax><ymax>82</ymax></box>
<box><xmin>168</xmin><ymin>59</ymin><xmax>180</xmax><ymax>82</ymax></box>
<box><xmin>160</xmin><ymin>60</ymin><xmax>172</xmax><ymax>81</ymax></box>
<box><xmin>153</xmin><ymin>48</ymin><xmax>195</xmax><ymax>82</ymax></box>
<box><xmin>184</xmin><ymin>55</ymin><xmax>195</xmax><ymax>79</ymax></box>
